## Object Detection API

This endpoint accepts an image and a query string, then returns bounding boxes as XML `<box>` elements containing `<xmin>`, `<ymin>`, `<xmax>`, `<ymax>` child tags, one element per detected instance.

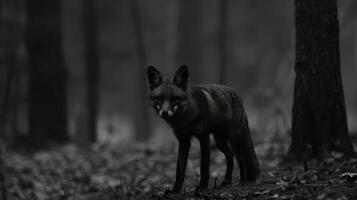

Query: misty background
<box><xmin>1</xmin><ymin>0</ymin><xmax>356</xmax><ymax>147</ymax></box>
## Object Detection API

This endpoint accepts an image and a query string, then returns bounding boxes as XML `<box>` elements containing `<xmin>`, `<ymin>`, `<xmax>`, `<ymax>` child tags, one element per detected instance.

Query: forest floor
<box><xmin>3</xmin><ymin>138</ymin><xmax>357</xmax><ymax>200</ymax></box>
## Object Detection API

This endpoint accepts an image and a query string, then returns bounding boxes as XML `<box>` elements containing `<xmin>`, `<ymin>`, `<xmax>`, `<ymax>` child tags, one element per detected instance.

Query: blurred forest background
<box><xmin>1</xmin><ymin>0</ymin><xmax>357</xmax><ymax>148</ymax></box>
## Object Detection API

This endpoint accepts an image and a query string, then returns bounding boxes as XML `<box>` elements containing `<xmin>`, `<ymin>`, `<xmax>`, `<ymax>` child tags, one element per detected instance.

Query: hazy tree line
<box><xmin>0</xmin><ymin>0</ymin><xmax>356</xmax><ymax>163</ymax></box>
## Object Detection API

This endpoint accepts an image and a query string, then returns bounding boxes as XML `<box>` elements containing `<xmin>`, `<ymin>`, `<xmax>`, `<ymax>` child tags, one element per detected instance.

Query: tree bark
<box><xmin>83</xmin><ymin>0</ymin><xmax>100</xmax><ymax>142</ymax></box>
<box><xmin>286</xmin><ymin>0</ymin><xmax>355</xmax><ymax>161</ymax></box>
<box><xmin>219</xmin><ymin>0</ymin><xmax>228</xmax><ymax>85</ymax></box>
<box><xmin>0</xmin><ymin>144</ymin><xmax>7</xmax><ymax>200</ymax></box>
<box><xmin>27</xmin><ymin>0</ymin><xmax>68</xmax><ymax>145</ymax></box>
<box><xmin>131</xmin><ymin>0</ymin><xmax>151</xmax><ymax>141</ymax></box>
<box><xmin>176</xmin><ymin>0</ymin><xmax>203</xmax><ymax>82</ymax></box>
<box><xmin>0</xmin><ymin>0</ymin><xmax>18</xmax><ymax>128</ymax></box>
<box><xmin>354</xmin><ymin>22</ymin><xmax>357</xmax><ymax>111</ymax></box>
<box><xmin>0</xmin><ymin>2</ymin><xmax>10</xmax><ymax>197</ymax></box>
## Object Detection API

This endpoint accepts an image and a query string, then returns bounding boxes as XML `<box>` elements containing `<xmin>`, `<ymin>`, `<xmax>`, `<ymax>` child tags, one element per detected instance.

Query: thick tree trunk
<box><xmin>0</xmin><ymin>2</ymin><xmax>9</xmax><ymax>197</ymax></box>
<box><xmin>286</xmin><ymin>0</ymin><xmax>355</xmax><ymax>161</ymax></box>
<box><xmin>27</xmin><ymin>0</ymin><xmax>68</xmax><ymax>145</ymax></box>
<box><xmin>355</xmin><ymin>23</ymin><xmax>357</xmax><ymax>111</ymax></box>
<box><xmin>83</xmin><ymin>0</ymin><xmax>100</xmax><ymax>142</ymax></box>
<box><xmin>131</xmin><ymin>0</ymin><xmax>150</xmax><ymax>141</ymax></box>
<box><xmin>176</xmin><ymin>0</ymin><xmax>203</xmax><ymax>82</ymax></box>
<box><xmin>219</xmin><ymin>0</ymin><xmax>228</xmax><ymax>85</ymax></box>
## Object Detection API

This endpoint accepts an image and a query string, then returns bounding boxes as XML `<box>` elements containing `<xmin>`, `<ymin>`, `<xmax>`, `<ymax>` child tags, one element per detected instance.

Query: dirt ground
<box><xmin>3</xmin><ymin>139</ymin><xmax>357</xmax><ymax>200</ymax></box>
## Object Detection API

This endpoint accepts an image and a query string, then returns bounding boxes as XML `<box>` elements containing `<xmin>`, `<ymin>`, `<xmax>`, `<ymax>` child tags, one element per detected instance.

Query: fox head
<box><xmin>146</xmin><ymin>65</ymin><xmax>189</xmax><ymax>119</ymax></box>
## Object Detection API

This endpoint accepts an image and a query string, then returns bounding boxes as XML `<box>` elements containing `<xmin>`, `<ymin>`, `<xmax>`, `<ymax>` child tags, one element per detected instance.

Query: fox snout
<box><xmin>159</xmin><ymin>110</ymin><xmax>173</xmax><ymax>118</ymax></box>
<box><xmin>157</xmin><ymin>100</ymin><xmax>179</xmax><ymax>118</ymax></box>
<box><xmin>158</xmin><ymin>101</ymin><xmax>173</xmax><ymax>117</ymax></box>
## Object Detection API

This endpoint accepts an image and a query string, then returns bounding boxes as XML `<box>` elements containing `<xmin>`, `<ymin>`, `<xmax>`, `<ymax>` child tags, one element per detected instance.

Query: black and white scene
<box><xmin>1</xmin><ymin>0</ymin><xmax>357</xmax><ymax>199</ymax></box>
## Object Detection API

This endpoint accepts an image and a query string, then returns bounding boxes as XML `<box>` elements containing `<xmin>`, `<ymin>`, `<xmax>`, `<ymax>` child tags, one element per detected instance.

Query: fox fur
<box><xmin>146</xmin><ymin>65</ymin><xmax>260</xmax><ymax>192</ymax></box>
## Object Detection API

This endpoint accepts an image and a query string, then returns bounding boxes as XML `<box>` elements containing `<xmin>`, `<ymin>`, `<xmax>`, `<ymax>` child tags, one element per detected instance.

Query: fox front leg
<box><xmin>195</xmin><ymin>135</ymin><xmax>210</xmax><ymax>192</ymax></box>
<box><xmin>172</xmin><ymin>138</ymin><xmax>190</xmax><ymax>193</ymax></box>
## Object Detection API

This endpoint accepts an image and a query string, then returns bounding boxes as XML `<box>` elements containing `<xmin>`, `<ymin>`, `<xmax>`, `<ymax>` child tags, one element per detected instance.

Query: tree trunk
<box><xmin>0</xmin><ymin>0</ymin><xmax>18</xmax><ymax>130</ymax></box>
<box><xmin>286</xmin><ymin>0</ymin><xmax>355</xmax><ymax>161</ymax></box>
<box><xmin>218</xmin><ymin>0</ymin><xmax>228</xmax><ymax>85</ymax></box>
<box><xmin>0</xmin><ymin>2</ymin><xmax>10</xmax><ymax>197</ymax></box>
<box><xmin>354</xmin><ymin>22</ymin><xmax>357</xmax><ymax>111</ymax></box>
<box><xmin>0</xmin><ymin>144</ymin><xmax>7</xmax><ymax>200</ymax></box>
<box><xmin>176</xmin><ymin>0</ymin><xmax>203</xmax><ymax>82</ymax></box>
<box><xmin>27</xmin><ymin>0</ymin><xmax>68</xmax><ymax>145</ymax></box>
<box><xmin>131</xmin><ymin>0</ymin><xmax>150</xmax><ymax>141</ymax></box>
<box><xmin>83</xmin><ymin>0</ymin><xmax>100</xmax><ymax>142</ymax></box>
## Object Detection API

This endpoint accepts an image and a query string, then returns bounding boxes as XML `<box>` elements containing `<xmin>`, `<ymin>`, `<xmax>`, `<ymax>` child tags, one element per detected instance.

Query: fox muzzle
<box><xmin>158</xmin><ymin>100</ymin><xmax>174</xmax><ymax>117</ymax></box>
<box><xmin>159</xmin><ymin>110</ymin><xmax>174</xmax><ymax>117</ymax></box>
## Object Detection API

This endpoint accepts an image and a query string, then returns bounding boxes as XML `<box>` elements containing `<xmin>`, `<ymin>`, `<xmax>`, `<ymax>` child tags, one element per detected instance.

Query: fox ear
<box><xmin>173</xmin><ymin>65</ymin><xmax>189</xmax><ymax>89</ymax></box>
<box><xmin>147</xmin><ymin>66</ymin><xmax>163</xmax><ymax>90</ymax></box>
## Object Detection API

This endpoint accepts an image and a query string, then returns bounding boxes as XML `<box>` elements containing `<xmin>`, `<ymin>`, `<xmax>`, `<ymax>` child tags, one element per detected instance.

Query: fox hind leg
<box><xmin>213</xmin><ymin>134</ymin><xmax>234</xmax><ymax>187</ymax></box>
<box><xmin>238</xmin><ymin>160</ymin><xmax>248</xmax><ymax>184</ymax></box>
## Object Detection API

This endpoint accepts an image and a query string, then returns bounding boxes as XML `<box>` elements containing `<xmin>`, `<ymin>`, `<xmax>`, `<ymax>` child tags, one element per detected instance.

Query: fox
<box><xmin>146</xmin><ymin>65</ymin><xmax>260</xmax><ymax>193</ymax></box>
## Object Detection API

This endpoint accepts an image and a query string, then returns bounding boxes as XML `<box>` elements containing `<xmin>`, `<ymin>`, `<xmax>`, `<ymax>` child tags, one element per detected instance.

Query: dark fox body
<box><xmin>147</xmin><ymin>66</ymin><xmax>260</xmax><ymax>192</ymax></box>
